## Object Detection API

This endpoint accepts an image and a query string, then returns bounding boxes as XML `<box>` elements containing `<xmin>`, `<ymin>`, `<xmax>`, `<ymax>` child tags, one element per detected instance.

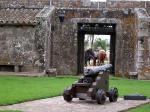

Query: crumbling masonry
<box><xmin>0</xmin><ymin>0</ymin><xmax>150</xmax><ymax>79</ymax></box>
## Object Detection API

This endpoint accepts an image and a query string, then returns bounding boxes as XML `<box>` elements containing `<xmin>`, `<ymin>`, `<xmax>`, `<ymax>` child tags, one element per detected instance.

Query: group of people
<box><xmin>84</xmin><ymin>48</ymin><xmax>109</xmax><ymax>66</ymax></box>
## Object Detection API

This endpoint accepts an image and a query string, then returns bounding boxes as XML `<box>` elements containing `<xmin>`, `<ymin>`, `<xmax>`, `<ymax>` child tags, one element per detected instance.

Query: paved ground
<box><xmin>0</xmin><ymin>96</ymin><xmax>149</xmax><ymax>112</ymax></box>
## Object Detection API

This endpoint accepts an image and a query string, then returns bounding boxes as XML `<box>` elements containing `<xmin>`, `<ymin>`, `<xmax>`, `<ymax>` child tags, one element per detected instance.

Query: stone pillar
<box><xmin>36</xmin><ymin>6</ymin><xmax>55</xmax><ymax>73</ymax></box>
<box><xmin>14</xmin><ymin>65</ymin><xmax>19</xmax><ymax>72</ymax></box>
<box><xmin>137</xmin><ymin>40</ymin><xmax>144</xmax><ymax>79</ymax></box>
<box><xmin>135</xmin><ymin>8</ymin><xmax>150</xmax><ymax>79</ymax></box>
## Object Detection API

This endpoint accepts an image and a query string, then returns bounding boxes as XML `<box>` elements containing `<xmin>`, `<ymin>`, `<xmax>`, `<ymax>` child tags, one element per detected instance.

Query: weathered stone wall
<box><xmin>117</xmin><ymin>15</ymin><xmax>137</xmax><ymax>77</ymax></box>
<box><xmin>0</xmin><ymin>25</ymin><xmax>42</xmax><ymax>72</ymax></box>
<box><xmin>35</xmin><ymin>6</ymin><xmax>56</xmax><ymax>74</ymax></box>
<box><xmin>48</xmin><ymin>8</ymin><xmax>137</xmax><ymax>76</ymax></box>
<box><xmin>0</xmin><ymin>0</ymin><xmax>149</xmax><ymax>79</ymax></box>
<box><xmin>107</xmin><ymin>1</ymin><xmax>150</xmax><ymax>8</ymax></box>
<box><xmin>50</xmin><ymin>16</ymin><xmax>77</xmax><ymax>75</ymax></box>
<box><xmin>1</xmin><ymin>0</ymin><xmax>150</xmax><ymax>9</ymax></box>
<box><xmin>44</xmin><ymin>0</ymin><xmax>150</xmax><ymax>78</ymax></box>
<box><xmin>134</xmin><ymin>8</ymin><xmax>150</xmax><ymax>79</ymax></box>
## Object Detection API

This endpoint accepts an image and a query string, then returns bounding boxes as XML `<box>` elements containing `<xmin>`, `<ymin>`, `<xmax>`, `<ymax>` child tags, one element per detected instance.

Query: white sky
<box><xmin>85</xmin><ymin>35</ymin><xmax>110</xmax><ymax>49</ymax></box>
<box><xmin>85</xmin><ymin>35</ymin><xmax>110</xmax><ymax>41</ymax></box>
<box><xmin>94</xmin><ymin>35</ymin><xmax>110</xmax><ymax>41</ymax></box>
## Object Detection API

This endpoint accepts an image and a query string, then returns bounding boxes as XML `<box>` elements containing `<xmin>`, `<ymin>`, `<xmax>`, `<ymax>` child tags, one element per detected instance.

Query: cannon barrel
<box><xmin>84</xmin><ymin>64</ymin><xmax>112</xmax><ymax>77</ymax></box>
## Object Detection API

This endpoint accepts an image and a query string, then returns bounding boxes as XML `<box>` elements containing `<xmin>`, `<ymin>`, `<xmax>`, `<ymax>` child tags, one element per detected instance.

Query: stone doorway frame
<box><xmin>71</xmin><ymin>18</ymin><xmax>122</xmax><ymax>75</ymax></box>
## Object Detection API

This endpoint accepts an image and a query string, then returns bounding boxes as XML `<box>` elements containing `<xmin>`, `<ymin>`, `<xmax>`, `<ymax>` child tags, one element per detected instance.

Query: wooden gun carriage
<box><xmin>63</xmin><ymin>64</ymin><xmax>118</xmax><ymax>104</ymax></box>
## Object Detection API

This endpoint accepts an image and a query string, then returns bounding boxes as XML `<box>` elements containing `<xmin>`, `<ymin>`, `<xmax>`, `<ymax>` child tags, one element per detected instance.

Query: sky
<box><xmin>84</xmin><ymin>35</ymin><xmax>110</xmax><ymax>50</ymax></box>
<box><xmin>94</xmin><ymin>35</ymin><xmax>110</xmax><ymax>41</ymax></box>
<box><xmin>85</xmin><ymin>35</ymin><xmax>110</xmax><ymax>42</ymax></box>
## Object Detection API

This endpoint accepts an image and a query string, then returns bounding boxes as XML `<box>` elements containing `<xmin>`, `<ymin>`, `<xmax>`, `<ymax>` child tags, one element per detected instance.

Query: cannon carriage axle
<box><xmin>63</xmin><ymin>64</ymin><xmax>119</xmax><ymax>104</ymax></box>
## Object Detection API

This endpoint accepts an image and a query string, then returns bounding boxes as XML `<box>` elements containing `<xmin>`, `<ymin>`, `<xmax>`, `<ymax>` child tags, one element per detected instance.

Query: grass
<box><xmin>0</xmin><ymin>75</ymin><xmax>149</xmax><ymax>106</ymax></box>
<box><xmin>0</xmin><ymin>111</ymin><xmax>22</xmax><ymax>112</ymax></box>
<box><xmin>128</xmin><ymin>103</ymin><xmax>150</xmax><ymax>112</ymax></box>
<box><xmin>109</xmin><ymin>77</ymin><xmax>150</xmax><ymax>98</ymax></box>
<box><xmin>0</xmin><ymin>75</ymin><xmax>78</xmax><ymax>106</ymax></box>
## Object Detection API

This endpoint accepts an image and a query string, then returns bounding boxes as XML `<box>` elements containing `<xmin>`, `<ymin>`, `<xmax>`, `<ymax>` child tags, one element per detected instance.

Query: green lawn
<box><xmin>0</xmin><ymin>75</ymin><xmax>149</xmax><ymax>106</ymax></box>
<box><xmin>0</xmin><ymin>75</ymin><xmax>78</xmax><ymax>106</ymax></box>
<box><xmin>128</xmin><ymin>103</ymin><xmax>150</xmax><ymax>112</ymax></box>
<box><xmin>0</xmin><ymin>110</ymin><xmax>21</xmax><ymax>112</ymax></box>
<box><xmin>109</xmin><ymin>77</ymin><xmax>150</xmax><ymax>98</ymax></box>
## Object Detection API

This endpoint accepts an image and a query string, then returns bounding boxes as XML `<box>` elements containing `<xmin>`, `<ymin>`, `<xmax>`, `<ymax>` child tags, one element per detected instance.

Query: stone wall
<box><xmin>1</xmin><ymin>0</ymin><xmax>150</xmax><ymax>9</ymax></box>
<box><xmin>48</xmin><ymin>8</ymin><xmax>137</xmax><ymax>76</ymax></box>
<box><xmin>0</xmin><ymin>0</ymin><xmax>149</xmax><ymax>79</ymax></box>
<box><xmin>0</xmin><ymin>25</ymin><xmax>42</xmax><ymax>72</ymax></box>
<box><xmin>50</xmin><ymin>16</ymin><xmax>77</xmax><ymax>75</ymax></box>
<box><xmin>44</xmin><ymin>0</ymin><xmax>150</xmax><ymax>78</ymax></box>
<box><xmin>35</xmin><ymin>6</ymin><xmax>56</xmax><ymax>74</ymax></box>
<box><xmin>118</xmin><ymin>15</ymin><xmax>137</xmax><ymax>77</ymax></box>
<box><xmin>135</xmin><ymin>8</ymin><xmax>150</xmax><ymax>79</ymax></box>
<box><xmin>107</xmin><ymin>1</ymin><xmax>149</xmax><ymax>8</ymax></box>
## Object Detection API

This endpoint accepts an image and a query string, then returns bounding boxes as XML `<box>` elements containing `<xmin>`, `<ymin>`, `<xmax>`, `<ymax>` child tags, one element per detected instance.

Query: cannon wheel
<box><xmin>109</xmin><ymin>87</ymin><xmax>118</xmax><ymax>102</ymax></box>
<box><xmin>63</xmin><ymin>88</ymin><xmax>72</xmax><ymax>102</ymax></box>
<box><xmin>96</xmin><ymin>89</ymin><xmax>106</xmax><ymax>104</ymax></box>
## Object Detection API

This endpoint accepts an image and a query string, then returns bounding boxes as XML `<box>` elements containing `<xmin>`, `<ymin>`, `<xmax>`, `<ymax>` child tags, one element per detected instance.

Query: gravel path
<box><xmin>0</xmin><ymin>96</ymin><xmax>149</xmax><ymax>112</ymax></box>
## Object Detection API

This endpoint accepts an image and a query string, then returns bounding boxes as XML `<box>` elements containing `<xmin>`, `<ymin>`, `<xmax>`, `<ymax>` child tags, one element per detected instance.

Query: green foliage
<box><xmin>93</xmin><ymin>38</ymin><xmax>109</xmax><ymax>51</ymax></box>
<box><xmin>128</xmin><ymin>103</ymin><xmax>150</xmax><ymax>112</ymax></box>
<box><xmin>0</xmin><ymin>76</ymin><xmax>77</xmax><ymax>106</ymax></box>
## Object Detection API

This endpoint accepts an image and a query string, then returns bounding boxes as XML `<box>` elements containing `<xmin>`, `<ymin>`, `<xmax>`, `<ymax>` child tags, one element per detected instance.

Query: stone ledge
<box><xmin>45</xmin><ymin>68</ymin><xmax>57</xmax><ymax>76</ymax></box>
<box><xmin>129</xmin><ymin>72</ymin><xmax>138</xmax><ymax>79</ymax></box>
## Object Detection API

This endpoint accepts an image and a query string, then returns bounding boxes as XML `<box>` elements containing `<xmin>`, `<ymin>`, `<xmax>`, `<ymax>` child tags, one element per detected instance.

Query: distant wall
<box><xmin>0</xmin><ymin>25</ymin><xmax>43</xmax><ymax>72</ymax></box>
<box><xmin>0</xmin><ymin>0</ymin><xmax>149</xmax><ymax>79</ymax></box>
<box><xmin>1</xmin><ymin>0</ymin><xmax>150</xmax><ymax>10</ymax></box>
<box><xmin>47</xmin><ymin>8</ymin><xmax>137</xmax><ymax>76</ymax></box>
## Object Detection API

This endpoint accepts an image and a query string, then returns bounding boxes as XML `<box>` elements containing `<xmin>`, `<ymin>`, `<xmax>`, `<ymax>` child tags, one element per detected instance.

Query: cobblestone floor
<box><xmin>0</xmin><ymin>96</ymin><xmax>149</xmax><ymax>112</ymax></box>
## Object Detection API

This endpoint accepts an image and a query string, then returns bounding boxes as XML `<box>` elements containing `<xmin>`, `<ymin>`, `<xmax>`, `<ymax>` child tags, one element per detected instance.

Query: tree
<box><xmin>84</xmin><ymin>35</ymin><xmax>94</xmax><ymax>49</ymax></box>
<box><xmin>84</xmin><ymin>40</ymin><xmax>89</xmax><ymax>50</ymax></box>
<box><xmin>94</xmin><ymin>38</ymin><xmax>109</xmax><ymax>51</ymax></box>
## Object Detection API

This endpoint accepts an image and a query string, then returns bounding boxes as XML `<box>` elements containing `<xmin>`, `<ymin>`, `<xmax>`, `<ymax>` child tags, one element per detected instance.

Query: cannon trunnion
<box><xmin>63</xmin><ymin>64</ymin><xmax>119</xmax><ymax>104</ymax></box>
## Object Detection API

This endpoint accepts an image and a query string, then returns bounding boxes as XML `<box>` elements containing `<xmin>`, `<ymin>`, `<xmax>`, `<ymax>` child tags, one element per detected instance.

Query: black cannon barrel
<box><xmin>84</xmin><ymin>64</ymin><xmax>112</xmax><ymax>77</ymax></box>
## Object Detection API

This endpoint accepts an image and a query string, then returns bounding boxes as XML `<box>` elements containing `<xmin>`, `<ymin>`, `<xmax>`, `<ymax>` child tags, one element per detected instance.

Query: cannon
<box><xmin>63</xmin><ymin>64</ymin><xmax>119</xmax><ymax>104</ymax></box>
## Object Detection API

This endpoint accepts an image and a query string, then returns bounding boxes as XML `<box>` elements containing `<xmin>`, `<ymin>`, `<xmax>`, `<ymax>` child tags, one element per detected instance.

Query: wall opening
<box><xmin>84</xmin><ymin>34</ymin><xmax>110</xmax><ymax>65</ymax></box>
<box><xmin>0</xmin><ymin>65</ymin><xmax>14</xmax><ymax>72</ymax></box>
<box><xmin>77</xmin><ymin>23</ymin><xmax>116</xmax><ymax>74</ymax></box>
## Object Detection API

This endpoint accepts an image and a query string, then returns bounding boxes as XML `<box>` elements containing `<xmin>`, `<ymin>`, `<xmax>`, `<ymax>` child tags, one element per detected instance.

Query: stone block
<box><xmin>129</xmin><ymin>72</ymin><xmax>138</xmax><ymax>79</ymax></box>
<box><xmin>45</xmin><ymin>68</ymin><xmax>57</xmax><ymax>76</ymax></box>
<box><xmin>138</xmin><ymin>72</ymin><xmax>150</xmax><ymax>80</ymax></box>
